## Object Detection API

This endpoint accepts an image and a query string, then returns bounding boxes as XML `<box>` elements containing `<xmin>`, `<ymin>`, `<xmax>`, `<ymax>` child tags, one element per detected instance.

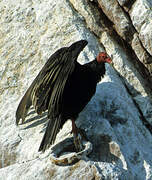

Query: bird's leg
<box><xmin>71</xmin><ymin>118</ymin><xmax>78</xmax><ymax>135</ymax></box>
<box><xmin>71</xmin><ymin>119</ymin><xmax>83</xmax><ymax>152</ymax></box>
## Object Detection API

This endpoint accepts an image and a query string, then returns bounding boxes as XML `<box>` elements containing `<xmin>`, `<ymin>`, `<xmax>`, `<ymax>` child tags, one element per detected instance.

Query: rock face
<box><xmin>0</xmin><ymin>0</ymin><xmax>152</xmax><ymax>179</ymax></box>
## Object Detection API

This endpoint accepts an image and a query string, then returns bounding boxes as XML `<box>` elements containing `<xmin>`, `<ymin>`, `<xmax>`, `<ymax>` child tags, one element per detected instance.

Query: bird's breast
<box><xmin>62</xmin><ymin>66</ymin><xmax>97</xmax><ymax>118</ymax></box>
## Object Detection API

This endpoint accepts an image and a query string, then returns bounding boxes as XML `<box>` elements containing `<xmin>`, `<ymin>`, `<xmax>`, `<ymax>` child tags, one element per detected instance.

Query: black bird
<box><xmin>16</xmin><ymin>40</ymin><xmax>112</xmax><ymax>152</ymax></box>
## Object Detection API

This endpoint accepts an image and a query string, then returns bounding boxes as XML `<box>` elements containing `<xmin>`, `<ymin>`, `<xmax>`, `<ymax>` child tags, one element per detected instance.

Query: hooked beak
<box><xmin>109</xmin><ymin>61</ymin><xmax>114</xmax><ymax>68</ymax></box>
<box><xmin>107</xmin><ymin>54</ymin><xmax>114</xmax><ymax>67</ymax></box>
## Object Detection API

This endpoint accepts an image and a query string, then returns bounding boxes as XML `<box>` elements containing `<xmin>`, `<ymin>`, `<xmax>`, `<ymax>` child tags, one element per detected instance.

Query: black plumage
<box><xmin>16</xmin><ymin>40</ymin><xmax>112</xmax><ymax>152</ymax></box>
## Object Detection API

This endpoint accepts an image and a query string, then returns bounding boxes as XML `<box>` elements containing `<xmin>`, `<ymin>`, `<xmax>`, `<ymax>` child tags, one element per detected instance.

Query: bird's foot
<box><xmin>73</xmin><ymin>133</ymin><xmax>83</xmax><ymax>152</ymax></box>
<box><xmin>71</xmin><ymin>119</ymin><xmax>88</xmax><ymax>152</ymax></box>
<box><xmin>50</xmin><ymin>128</ymin><xmax>93</xmax><ymax>165</ymax></box>
<box><xmin>73</xmin><ymin>128</ymin><xmax>87</xmax><ymax>152</ymax></box>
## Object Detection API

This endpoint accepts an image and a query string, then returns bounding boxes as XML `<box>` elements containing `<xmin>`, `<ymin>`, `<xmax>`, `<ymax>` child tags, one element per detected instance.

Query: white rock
<box><xmin>139</xmin><ymin>21</ymin><xmax>152</xmax><ymax>55</ymax></box>
<box><xmin>130</xmin><ymin>0</ymin><xmax>152</xmax><ymax>55</ymax></box>
<box><xmin>130</xmin><ymin>0</ymin><xmax>152</xmax><ymax>32</ymax></box>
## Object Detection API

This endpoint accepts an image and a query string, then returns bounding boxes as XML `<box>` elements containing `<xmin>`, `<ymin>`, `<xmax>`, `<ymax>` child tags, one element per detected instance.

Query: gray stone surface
<box><xmin>97</xmin><ymin>0</ymin><xmax>134</xmax><ymax>41</ymax></box>
<box><xmin>130</xmin><ymin>0</ymin><xmax>152</xmax><ymax>56</ymax></box>
<box><xmin>0</xmin><ymin>0</ymin><xmax>152</xmax><ymax>179</ymax></box>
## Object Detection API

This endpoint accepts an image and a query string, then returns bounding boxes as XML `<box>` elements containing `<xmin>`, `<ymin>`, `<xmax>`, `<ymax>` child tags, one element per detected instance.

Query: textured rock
<box><xmin>70</xmin><ymin>0</ymin><xmax>106</xmax><ymax>36</ymax></box>
<box><xmin>117</xmin><ymin>0</ymin><xmax>136</xmax><ymax>12</ymax></box>
<box><xmin>97</xmin><ymin>0</ymin><xmax>134</xmax><ymax>42</ymax></box>
<box><xmin>0</xmin><ymin>0</ymin><xmax>152</xmax><ymax>179</ymax></box>
<box><xmin>130</xmin><ymin>0</ymin><xmax>152</xmax><ymax>56</ymax></box>
<box><xmin>117</xmin><ymin>0</ymin><xmax>129</xmax><ymax>6</ymax></box>
<box><xmin>131</xmin><ymin>33</ymin><xmax>152</xmax><ymax>64</ymax></box>
<box><xmin>139</xmin><ymin>21</ymin><xmax>152</xmax><ymax>56</ymax></box>
<box><xmin>129</xmin><ymin>0</ymin><xmax>152</xmax><ymax>32</ymax></box>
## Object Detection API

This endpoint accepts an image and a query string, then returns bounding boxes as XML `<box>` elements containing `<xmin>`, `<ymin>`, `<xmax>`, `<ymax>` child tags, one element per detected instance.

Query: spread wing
<box><xmin>33</xmin><ymin>48</ymin><xmax>76</xmax><ymax>119</ymax></box>
<box><xmin>16</xmin><ymin>47</ymin><xmax>75</xmax><ymax>124</ymax></box>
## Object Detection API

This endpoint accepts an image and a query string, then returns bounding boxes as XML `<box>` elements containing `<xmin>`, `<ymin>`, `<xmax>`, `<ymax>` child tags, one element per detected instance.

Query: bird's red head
<box><xmin>96</xmin><ymin>52</ymin><xmax>112</xmax><ymax>64</ymax></box>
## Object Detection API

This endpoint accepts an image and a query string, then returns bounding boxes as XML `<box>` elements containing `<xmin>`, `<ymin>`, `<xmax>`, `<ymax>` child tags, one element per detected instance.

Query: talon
<box><xmin>73</xmin><ymin>133</ymin><xmax>83</xmax><ymax>152</ymax></box>
<box><xmin>71</xmin><ymin>119</ymin><xmax>84</xmax><ymax>152</ymax></box>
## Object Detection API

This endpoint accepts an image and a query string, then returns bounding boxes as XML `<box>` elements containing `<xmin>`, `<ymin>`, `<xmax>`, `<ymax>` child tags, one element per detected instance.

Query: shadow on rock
<box><xmin>21</xmin><ymin>108</ymin><xmax>48</xmax><ymax>130</ymax></box>
<box><xmin>88</xmin><ymin>135</ymin><xmax>122</xmax><ymax>164</ymax></box>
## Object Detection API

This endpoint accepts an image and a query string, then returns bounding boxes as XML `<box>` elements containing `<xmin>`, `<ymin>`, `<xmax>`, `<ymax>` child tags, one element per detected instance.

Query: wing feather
<box><xmin>16</xmin><ymin>47</ymin><xmax>75</xmax><ymax>123</ymax></box>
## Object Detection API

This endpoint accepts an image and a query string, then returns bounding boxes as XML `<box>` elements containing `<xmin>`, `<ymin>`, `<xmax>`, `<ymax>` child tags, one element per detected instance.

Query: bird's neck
<box><xmin>84</xmin><ymin>58</ymin><xmax>106</xmax><ymax>82</ymax></box>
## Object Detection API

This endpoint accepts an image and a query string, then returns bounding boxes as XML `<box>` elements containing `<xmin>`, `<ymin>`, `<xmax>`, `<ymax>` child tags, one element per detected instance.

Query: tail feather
<box><xmin>16</xmin><ymin>87</ymin><xmax>32</xmax><ymax>125</ymax></box>
<box><xmin>38</xmin><ymin>115</ymin><xmax>62</xmax><ymax>152</ymax></box>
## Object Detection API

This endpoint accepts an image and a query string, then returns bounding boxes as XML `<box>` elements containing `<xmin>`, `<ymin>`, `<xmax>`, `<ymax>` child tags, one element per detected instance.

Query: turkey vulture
<box><xmin>16</xmin><ymin>40</ymin><xmax>112</xmax><ymax>152</ymax></box>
